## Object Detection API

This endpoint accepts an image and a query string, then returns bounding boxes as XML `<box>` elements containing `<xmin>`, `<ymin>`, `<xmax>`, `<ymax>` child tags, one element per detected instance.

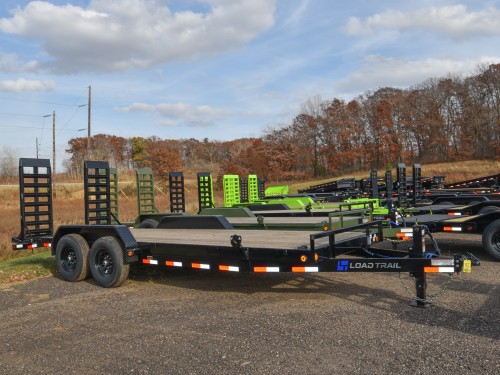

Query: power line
<box><xmin>0</xmin><ymin>112</ymin><xmax>48</xmax><ymax>117</ymax></box>
<box><xmin>60</xmin><ymin>105</ymin><xmax>85</xmax><ymax>130</ymax></box>
<box><xmin>0</xmin><ymin>96</ymin><xmax>84</xmax><ymax>107</ymax></box>
<box><xmin>0</xmin><ymin>123</ymin><xmax>85</xmax><ymax>131</ymax></box>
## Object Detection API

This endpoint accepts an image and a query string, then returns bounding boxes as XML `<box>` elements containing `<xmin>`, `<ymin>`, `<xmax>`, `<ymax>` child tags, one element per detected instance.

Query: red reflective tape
<box><xmin>219</xmin><ymin>265</ymin><xmax>239</xmax><ymax>272</ymax></box>
<box><xmin>253</xmin><ymin>266</ymin><xmax>279</xmax><ymax>273</ymax></box>
<box><xmin>425</xmin><ymin>266</ymin><xmax>455</xmax><ymax>273</ymax></box>
<box><xmin>166</xmin><ymin>261</ymin><xmax>182</xmax><ymax>267</ymax></box>
<box><xmin>192</xmin><ymin>263</ymin><xmax>210</xmax><ymax>270</ymax></box>
<box><xmin>292</xmin><ymin>266</ymin><xmax>319</xmax><ymax>273</ymax></box>
<box><xmin>443</xmin><ymin>226</ymin><xmax>461</xmax><ymax>232</ymax></box>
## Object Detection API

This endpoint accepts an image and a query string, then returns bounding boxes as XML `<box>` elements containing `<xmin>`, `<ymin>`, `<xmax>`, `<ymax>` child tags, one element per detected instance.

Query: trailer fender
<box><xmin>479</xmin><ymin>206</ymin><xmax>500</xmax><ymax>215</ymax></box>
<box><xmin>52</xmin><ymin>225</ymin><xmax>139</xmax><ymax>261</ymax></box>
<box><xmin>482</xmin><ymin>219</ymin><xmax>500</xmax><ymax>260</ymax></box>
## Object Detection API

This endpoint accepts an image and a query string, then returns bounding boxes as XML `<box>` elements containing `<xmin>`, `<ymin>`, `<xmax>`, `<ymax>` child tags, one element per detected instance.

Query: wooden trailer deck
<box><xmin>130</xmin><ymin>228</ymin><xmax>366</xmax><ymax>250</ymax></box>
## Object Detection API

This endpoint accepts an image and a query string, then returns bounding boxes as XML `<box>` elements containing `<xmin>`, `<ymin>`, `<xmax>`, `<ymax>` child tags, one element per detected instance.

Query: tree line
<box><xmin>64</xmin><ymin>63</ymin><xmax>500</xmax><ymax>182</ymax></box>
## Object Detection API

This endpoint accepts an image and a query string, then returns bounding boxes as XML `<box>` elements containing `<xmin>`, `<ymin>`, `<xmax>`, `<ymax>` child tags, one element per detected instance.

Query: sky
<box><xmin>1</xmin><ymin>0</ymin><xmax>500</xmax><ymax>170</ymax></box>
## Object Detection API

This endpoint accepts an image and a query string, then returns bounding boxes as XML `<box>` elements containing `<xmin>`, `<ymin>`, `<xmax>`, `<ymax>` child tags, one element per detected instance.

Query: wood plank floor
<box><xmin>130</xmin><ymin>228</ymin><xmax>364</xmax><ymax>250</ymax></box>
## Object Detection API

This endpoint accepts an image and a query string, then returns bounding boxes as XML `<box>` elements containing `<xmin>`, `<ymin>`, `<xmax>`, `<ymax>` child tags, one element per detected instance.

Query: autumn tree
<box><xmin>145</xmin><ymin>137</ymin><xmax>181</xmax><ymax>182</ymax></box>
<box><xmin>62</xmin><ymin>62</ymin><xmax>500</xmax><ymax>180</ymax></box>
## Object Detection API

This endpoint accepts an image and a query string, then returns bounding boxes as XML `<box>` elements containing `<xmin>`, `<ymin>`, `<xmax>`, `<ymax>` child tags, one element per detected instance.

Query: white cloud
<box><xmin>117</xmin><ymin>102</ymin><xmax>232</xmax><ymax>127</ymax></box>
<box><xmin>343</xmin><ymin>4</ymin><xmax>500</xmax><ymax>40</ymax></box>
<box><xmin>0</xmin><ymin>0</ymin><xmax>276</xmax><ymax>73</ymax></box>
<box><xmin>282</xmin><ymin>0</ymin><xmax>310</xmax><ymax>28</ymax></box>
<box><xmin>335</xmin><ymin>55</ymin><xmax>500</xmax><ymax>94</ymax></box>
<box><xmin>0</xmin><ymin>54</ymin><xmax>39</xmax><ymax>73</ymax></box>
<box><xmin>0</xmin><ymin>77</ymin><xmax>56</xmax><ymax>92</ymax></box>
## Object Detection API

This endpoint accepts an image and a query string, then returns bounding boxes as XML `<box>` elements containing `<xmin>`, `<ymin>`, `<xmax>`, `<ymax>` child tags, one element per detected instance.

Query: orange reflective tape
<box><xmin>424</xmin><ymin>266</ymin><xmax>439</xmax><ymax>273</ymax></box>
<box><xmin>191</xmin><ymin>263</ymin><xmax>210</xmax><ymax>269</ymax></box>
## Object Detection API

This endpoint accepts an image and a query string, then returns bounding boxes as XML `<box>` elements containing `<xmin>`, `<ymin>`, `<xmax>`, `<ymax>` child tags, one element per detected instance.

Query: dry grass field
<box><xmin>1</xmin><ymin>159</ymin><xmax>499</xmax><ymax>262</ymax></box>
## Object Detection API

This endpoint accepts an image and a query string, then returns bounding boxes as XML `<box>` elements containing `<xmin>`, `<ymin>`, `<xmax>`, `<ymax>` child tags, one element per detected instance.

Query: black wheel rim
<box><xmin>61</xmin><ymin>247</ymin><xmax>77</xmax><ymax>272</ymax></box>
<box><xmin>95</xmin><ymin>249</ymin><xmax>114</xmax><ymax>277</ymax></box>
<box><xmin>492</xmin><ymin>232</ymin><xmax>500</xmax><ymax>252</ymax></box>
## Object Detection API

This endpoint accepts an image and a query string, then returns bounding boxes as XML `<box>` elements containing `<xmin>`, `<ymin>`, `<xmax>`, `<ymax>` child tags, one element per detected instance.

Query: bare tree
<box><xmin>0</xmin><ymin>146</ymin><xmax>18</xmax><ymax>178</ymax></box>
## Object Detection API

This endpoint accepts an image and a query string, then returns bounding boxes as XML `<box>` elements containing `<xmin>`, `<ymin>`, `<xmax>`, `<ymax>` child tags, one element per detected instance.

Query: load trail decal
<box><xmin>337</xmin><ymin>260</ymin><xmax>402</xmax><ymax>271</ymax></box>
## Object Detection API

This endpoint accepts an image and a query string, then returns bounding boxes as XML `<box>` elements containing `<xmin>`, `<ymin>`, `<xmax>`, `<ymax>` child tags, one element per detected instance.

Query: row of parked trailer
<box><xmin>13</xmin><ymin>158</ymin><xmax>500</xmax><ymax>308</ymax></box>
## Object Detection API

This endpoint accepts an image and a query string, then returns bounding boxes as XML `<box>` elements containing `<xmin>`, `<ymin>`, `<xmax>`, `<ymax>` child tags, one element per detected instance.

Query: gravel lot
<box><xmin>0</xmin><ymin>233</ymin><xmax>498</xmax><ymax>375</ymax></box>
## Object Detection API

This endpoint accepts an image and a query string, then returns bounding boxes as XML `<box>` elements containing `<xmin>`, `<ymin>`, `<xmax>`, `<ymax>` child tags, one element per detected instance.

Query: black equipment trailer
<box><xmin>401</xmin><ymin>210</ymin><xmax>500</xmax><ymax>260</ymax></box>
<box><xmin>51</xmin><ymin>221</ymin><xmax>471</xmax><ymax>307</ymax></box>
<box><xmin>11</xmin><ymin>158</ymin><xmax>473</xmax><ymax>307</ymax></box>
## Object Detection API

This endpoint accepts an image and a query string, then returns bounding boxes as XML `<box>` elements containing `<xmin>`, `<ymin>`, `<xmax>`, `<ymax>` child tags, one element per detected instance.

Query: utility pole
<box><xmin>36</xmin><ymin>137</ymin><xmax>39</xmax><ymax>158</ymax></box>
<box><xmin>88</xmin><ymin>85</ymin><xmax>92</xmax><ymax>157</ymax></box>
<box><xmin>52</xmin><ymin>110</ymin><xmax>56</xmax><ymax>188</ymax></box>
<box><xmin>44</xmin><ymin>111</ymin><xmax>56</xmax><ymax>196</ymax></box>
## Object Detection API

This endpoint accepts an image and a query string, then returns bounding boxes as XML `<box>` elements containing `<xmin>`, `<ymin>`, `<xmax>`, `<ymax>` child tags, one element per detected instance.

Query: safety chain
<box><xmin>398</xmin><ymin>272</ymin><xmax>454</xmax><ymax>303</ymax></box>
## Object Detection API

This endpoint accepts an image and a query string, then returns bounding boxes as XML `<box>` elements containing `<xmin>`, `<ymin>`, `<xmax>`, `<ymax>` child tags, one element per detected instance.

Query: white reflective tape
<box><xmin>438</xmin><ymin>267</ymin><xmax>455</xmax><ymax>273</ymax></box>
<box><xmin>266</xmin><ymin>267</ymin><xmax>279</xmax><ymax>272</ymax></box>
<box><xmin>192</xmin><ymin>263</ymin><xmax>210</xmax><ymax>270</ymax></box>
<box><xmin>32</xmin><ymin>244</ymin><xmax>38</xmax><ymax>248</ymax></box>
<box><xmin>16</xmin><ymin>244</ymin><xmax>23</xmax><ymax>249</ymax></box>
<box><xmin>302</xmin><ymin>267</ymin><xmax>319</xmax><ymax>272</ymax></box>
<box><xmin>254</xmin><ymin>266</ymin><xmax>280</xmax><ymax>273</ymax></box>
<box><xmin>220</xmin><ymin>265</ymin><xmax>240</xmax><ymax>272</ymax></box>
<box><xmin>166</xmin><ymin>261</ymin><xmax>183</xmax><ymax>267</ymax></box>
<box><xmin>431</xmin><ymin>259</ymin><xmax>454</xmax><ymax>266</ymax></box>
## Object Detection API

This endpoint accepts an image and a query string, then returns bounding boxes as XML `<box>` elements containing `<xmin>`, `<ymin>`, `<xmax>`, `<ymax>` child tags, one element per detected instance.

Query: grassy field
<box><xmin>0</xmin><ymin>250</ymin><xmax>54</xmax><ymax>284</ymax></box>
<box><xmin>0</xmin><ymin>159</ymin><xmax>499</xmax><ymax>283</ymax></box>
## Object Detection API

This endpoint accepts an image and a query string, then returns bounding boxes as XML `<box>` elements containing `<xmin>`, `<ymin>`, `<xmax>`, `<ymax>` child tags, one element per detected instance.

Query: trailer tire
<box><xmin>139</xmin><ymin>219</ymin><xmax>159</xmax><ymax>229</ymax></box>
<box><xmin>55</xmin><ymin>234</ymin><xmax>90</xmax><ymax>282</ymax></box>
<box><xmin>482</xmin><ymin>219</ymin><xmax>500</xmax><ymax>260</ymax></box>
<box><xmin>89</xmin><ymin>236</ymin><xmax>130</xmax><ymax>288</ymax></box>
<box><xmin>479</xmin><ymin>206</ymin><xmax>500</xmax><ymax>214</ymax></box>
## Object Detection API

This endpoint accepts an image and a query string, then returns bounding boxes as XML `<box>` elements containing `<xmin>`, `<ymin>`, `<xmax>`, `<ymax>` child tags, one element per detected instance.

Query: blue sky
<box><xmin>1</xmin><ymin>0</ymin><xmax>500</xmax><ymax>169</ymax></box>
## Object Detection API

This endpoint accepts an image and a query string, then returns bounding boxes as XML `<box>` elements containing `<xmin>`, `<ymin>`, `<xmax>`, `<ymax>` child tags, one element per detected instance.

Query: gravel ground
<box><xmin>0</xmin><ymin>233</ymin><xmax>498</xmax><ymax>375</ymax></box>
